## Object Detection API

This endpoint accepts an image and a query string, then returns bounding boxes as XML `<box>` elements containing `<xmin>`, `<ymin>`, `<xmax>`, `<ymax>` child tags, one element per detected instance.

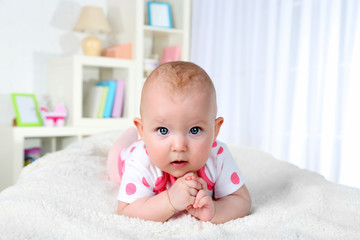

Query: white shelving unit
<box><xmin>0</xmin><ymin>126</ymin><xmax>115</xmax><ymax>190</ymax></box>
<box><xmin>137</xmin><ymin>0</ymin><xmax>191</xmax><ymax>75</ymax></box>
<box><xmin>48</xmin><ymin>55</ymin><xmax>137</xmax><ymax>127</ymax></box>
<box><xmin>0</xmin><ymin>0</ymin><xmax>191</xmax><ymax>191</ymax></box>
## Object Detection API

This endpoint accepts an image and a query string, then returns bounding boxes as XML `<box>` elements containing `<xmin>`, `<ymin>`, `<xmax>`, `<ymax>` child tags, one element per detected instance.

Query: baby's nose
<box><xmin>171</xmin><ymin>135</ymin><xmax>187</xmax><ymax>152</ymax></box>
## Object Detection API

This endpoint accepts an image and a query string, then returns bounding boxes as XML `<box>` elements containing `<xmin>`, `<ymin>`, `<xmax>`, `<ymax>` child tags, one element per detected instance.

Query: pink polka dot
<box><xmin>142</xmin><ymin>177</ymin><xmax>150</xmax><ymax>187</ymax></box>
<box><xmin>217</xmin><ymin>147</ymin><xmax>224</xmax><ymax>155</ymax></box>
<box><xmin>126</xmin><ymin>183</ymin><xmax>137</xmax><ymax>195</ymax></box>
<box><xmin>231</xmin><ymin>172</ymin><xmax>240</xmax><ymax>185</ymax></box>
<box><xmin>212</xmin><ymin>141</ymin><xmax>217</xmax><ymax>148</ymax></box>
<box><xmin>130</xmin><ymin>146</ymin><xmax>136</xmax><ymax>153</ymax></box>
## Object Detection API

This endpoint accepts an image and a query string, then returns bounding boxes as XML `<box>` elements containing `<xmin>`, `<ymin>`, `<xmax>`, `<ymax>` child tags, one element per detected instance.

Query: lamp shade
<box><xmin>73</xmin><ymin>6</ymin><xmax>111</xmax><ymax>33</ymax></box>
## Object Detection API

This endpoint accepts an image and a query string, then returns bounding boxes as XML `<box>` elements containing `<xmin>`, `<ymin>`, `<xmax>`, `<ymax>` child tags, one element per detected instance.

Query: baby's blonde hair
<box><xmin>140</xmin><ymin>61</ymin><xmax>217</xmax><ymax>116</ymax></box>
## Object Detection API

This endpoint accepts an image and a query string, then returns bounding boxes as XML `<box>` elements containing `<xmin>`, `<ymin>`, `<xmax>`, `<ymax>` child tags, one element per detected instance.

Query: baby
<box><xmin>107</xmin><ymin>61</ymin><xmax>251</xmax><ymax>224</ymax></box>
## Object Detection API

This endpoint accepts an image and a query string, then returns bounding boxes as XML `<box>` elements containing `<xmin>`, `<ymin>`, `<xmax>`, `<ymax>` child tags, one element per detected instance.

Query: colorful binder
<box><xmin>96</xmin><ymin>81</ymin><xmax>117</xmax><ymax>118</ymax></box>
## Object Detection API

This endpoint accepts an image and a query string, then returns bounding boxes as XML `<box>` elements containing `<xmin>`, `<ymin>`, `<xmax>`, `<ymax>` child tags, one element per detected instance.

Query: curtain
<box><xmin>191</xmin><ymin>0</ymin><xmax>360</xmax><ymax>189</ymax></box>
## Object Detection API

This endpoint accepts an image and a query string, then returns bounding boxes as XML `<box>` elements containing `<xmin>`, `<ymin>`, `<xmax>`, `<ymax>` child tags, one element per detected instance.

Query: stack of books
<box><xmin>83</xmin><ymin>79</ymin><xmax>125</xmax><ymax>118</ymax></box>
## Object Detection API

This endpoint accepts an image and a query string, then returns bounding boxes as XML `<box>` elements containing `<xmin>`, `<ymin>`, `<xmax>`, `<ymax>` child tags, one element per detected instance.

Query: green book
<box><xmin>97</xmin><ymin>87</ymin><xmax>109</xmax><ymax>118</ymax></box>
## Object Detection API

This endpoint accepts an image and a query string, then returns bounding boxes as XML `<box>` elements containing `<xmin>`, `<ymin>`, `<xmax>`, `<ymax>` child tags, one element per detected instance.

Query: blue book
<box><xmin>96</xmin><ymin>81</ymin><xmax>117</xmax><ymax>118</ymax></box>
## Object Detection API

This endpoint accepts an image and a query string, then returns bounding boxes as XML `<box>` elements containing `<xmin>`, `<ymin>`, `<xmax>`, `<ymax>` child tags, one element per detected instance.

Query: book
<box><xmin>112</xmin><ymin>79</ymin><xmax>126</xmax><ymax>118</ymax></box>
<box><xmin>97</xmin><ymin>86</ymin><xmax>109</xmax><ymax>118</ymax></box>
<box><xmin>83</xmin><ymin>86</ymin><xmax>103</xmax><ymax>118</ymax></box>
<box><xmin>96</xmin><ymin>81</ymin><xmax>117</xmax><ymax>118</ymax></box>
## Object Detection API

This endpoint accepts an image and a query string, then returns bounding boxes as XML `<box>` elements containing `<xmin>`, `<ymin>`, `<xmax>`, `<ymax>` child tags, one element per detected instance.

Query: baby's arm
<box><xmin>210</xmin><ymin>184</ymin><xmax>251</xmax><ymax>224</ymax></box>
<box><xmin>117</xmin><ymin>173</ymin><xmax>202</xmax><ymax>222</ymax></box>
<box><xmin>117</xmin><ymin>190</ymin><xmax>175</xmax><ymax>222</ymax></box>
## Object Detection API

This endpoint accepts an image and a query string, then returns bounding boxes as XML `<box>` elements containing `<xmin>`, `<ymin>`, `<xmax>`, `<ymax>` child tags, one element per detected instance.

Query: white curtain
<box><xmin>191</xmin><ymin>0</ymin><xmax>360</xmax><ymax>189</ymax></box>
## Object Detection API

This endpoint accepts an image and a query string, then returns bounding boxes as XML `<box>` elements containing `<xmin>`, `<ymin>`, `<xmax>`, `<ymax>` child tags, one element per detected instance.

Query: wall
<box><xmin>0</xmin><ymin>0</ymin><xmax>109</xmax><ymax>125</ymax></box>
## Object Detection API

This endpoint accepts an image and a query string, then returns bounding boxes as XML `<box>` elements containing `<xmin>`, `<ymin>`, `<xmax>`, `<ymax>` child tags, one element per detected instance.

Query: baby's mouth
<box><xmin>171</xmin><ymin>160</ymin><xmax>187</xmax><ymax>169</ymax></box>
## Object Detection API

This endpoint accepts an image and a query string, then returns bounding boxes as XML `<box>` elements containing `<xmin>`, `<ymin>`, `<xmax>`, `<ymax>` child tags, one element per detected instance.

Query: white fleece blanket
<box><xmin>0</xmin><ymin>131</ymin><xmax>359</xmax><ymax>240</ymax></box>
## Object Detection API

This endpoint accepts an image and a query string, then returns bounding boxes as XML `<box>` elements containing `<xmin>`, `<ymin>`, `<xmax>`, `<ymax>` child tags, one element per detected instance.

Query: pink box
<box><xmin>102</xmin><ymin>43</ymin><xmax>132</xmax><ymax>59</ymax></box>
<box><xmin>160</xmin><ymin>46</ymin><xmax>181</xmax><ymax>64</ymax></box>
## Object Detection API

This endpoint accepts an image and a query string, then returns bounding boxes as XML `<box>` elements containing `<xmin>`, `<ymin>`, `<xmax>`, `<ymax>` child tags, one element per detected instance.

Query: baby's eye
<box><xmin>189</xmin><ymin>127</ymin><xmax>201</xmax><ymax>135</ymax></box>
<box><xmin>157</xmin><ymin>127</ymin><xmax>169</xmax><ymax>135</ymax></box>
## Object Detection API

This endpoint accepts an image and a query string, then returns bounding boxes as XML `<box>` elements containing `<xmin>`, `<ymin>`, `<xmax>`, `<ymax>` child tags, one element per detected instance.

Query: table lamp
<box><xmin>73</xmin><ymin>6</ymin><xmax>111</xmax><ymax>56</ymax></box>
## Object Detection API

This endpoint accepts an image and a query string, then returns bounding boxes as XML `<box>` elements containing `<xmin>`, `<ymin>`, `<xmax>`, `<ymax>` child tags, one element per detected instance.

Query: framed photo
<box><xmin>147</xmin><ymin>2</ymin><xmax>173</xmax><ymax>28</ymax></box>
<box><xmin>11</xmin><ymin>93</ymin><xmax>43</xmax><ymax>126</ymax></box>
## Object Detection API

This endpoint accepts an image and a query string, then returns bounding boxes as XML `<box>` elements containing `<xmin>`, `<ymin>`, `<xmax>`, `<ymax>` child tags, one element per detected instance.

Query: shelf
<box><xmin>8</xmin><ymin>126</ymin><xmax>123</xmax><ymax>137</ymax></box>
<box><xmin>143</xmin><ymin>25</ymin><xmax>184</xmax><ymax>35</ymax></box>
<box><xmin>75</xmin><ymin>118</ymin><xmax>133</xmax><ymax>128</ymax></box>
<box><xmin>76</xmin><ymin>55</ymin><xmax>135</xmax><ymax>68</ymax></box>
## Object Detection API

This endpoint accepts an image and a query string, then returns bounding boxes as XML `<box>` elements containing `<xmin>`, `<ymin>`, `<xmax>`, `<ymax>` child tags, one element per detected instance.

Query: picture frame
<box><xmin>11</xmin><ymin>93</ymin><xmax>43</xmax><ymax>126</ymax></box>
<box><xmin>147</xmin><ymin>2</ymin><xmax>173</xmax><ymax>28</ymax></box>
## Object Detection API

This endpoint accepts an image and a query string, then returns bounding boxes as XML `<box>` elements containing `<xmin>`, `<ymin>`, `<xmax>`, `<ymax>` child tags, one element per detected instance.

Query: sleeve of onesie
<box><xmin>118</xmin><ymin>158</ymin><xmax>155</xmax><ymax>203</ymax></box>
<box><xmin>213</xmin><ymin>143</ymin><xmax>245</xmax><ymax>199</ymax></box>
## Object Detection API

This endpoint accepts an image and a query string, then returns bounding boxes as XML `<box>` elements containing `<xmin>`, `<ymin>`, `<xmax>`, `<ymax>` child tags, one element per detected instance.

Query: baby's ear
<box><xmin>214</xmin><ymin>117</ymin><xmax>224</xmax><ymax>140</ymax></box>
<box><xmin>133</xmin><ymin>117</ymin><xmax>144</xmax><ymax>139</ymax></box>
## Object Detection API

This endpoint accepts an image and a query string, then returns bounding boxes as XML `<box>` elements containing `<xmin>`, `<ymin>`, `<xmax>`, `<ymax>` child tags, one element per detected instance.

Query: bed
<box><xmin>0</xmin><ymin>130</ymin><xmax>359</xmax><ymax>239</ymax></box>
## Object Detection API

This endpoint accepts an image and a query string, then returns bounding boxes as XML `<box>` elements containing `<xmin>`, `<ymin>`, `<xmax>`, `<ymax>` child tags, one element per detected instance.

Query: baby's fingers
<box><xmin>185</xmin><ymin>179</ymin><xmax>202</xmax><ymax>190</ymax></box>
<box><xmin>189</xmin><ymin>188</ymin><xmax>198</xmax><ymax>197</ymax></box>
<box><xmin>189</xmin><ymin>196</ymin><xmax>196</xmax><ymax>205</ymax></box>
<box><xmin>183</xmin><ymin>172</ymin><xmax>196</xmax><ymax>179</ymax></box>
<box><xmin>197</xmin><ymin>177</ymin><xmax>208</xmax><ymax>191</ymax></box>
<box><xmin>193</xmin><ymin>190</ymin><xmax>209</xmax><ymax>208</ymax></box>
<box><xmin>185</xmin><ymin>175</ymin><xmax>196</xmax><ymax>181</ymax></box>
<box><xmin>197</xmin><ymin>194</ymin><xmax>211</xmax><ymax>208</ymax></box>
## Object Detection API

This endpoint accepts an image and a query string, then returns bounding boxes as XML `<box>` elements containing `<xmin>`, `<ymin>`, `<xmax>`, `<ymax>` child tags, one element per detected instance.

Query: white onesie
<box><xmin>117</xmin><ymin>140</ymin><xmax>245</xmax><ymax>203</ymax></box>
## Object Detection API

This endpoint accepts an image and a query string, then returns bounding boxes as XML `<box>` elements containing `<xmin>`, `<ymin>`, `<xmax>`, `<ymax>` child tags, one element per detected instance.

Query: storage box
<box><xmin>101</xmin><ymin>43</ymin><xmax>132</xmax><ymax>59</ymax></box>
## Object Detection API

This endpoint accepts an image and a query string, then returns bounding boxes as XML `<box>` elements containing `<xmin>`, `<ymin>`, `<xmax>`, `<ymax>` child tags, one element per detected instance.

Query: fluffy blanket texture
<box><xmin>0</xmin><ymin>131</ymin><xmax>359</xmax><ymax>239</ymax></box>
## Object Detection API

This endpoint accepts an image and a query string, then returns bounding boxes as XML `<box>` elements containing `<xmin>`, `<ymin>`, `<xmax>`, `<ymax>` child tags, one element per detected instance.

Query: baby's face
<box><xmin>136</xmin><ymin>84</ymin><xmax>223</xmax><ymax>178</ymax></box>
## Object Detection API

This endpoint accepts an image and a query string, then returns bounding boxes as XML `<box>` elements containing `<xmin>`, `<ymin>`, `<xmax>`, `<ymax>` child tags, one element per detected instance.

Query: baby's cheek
<box><xmin>193</xmin><ymin>143</ymin><xmax>212</xmax><ymax>166</ymax></box>
<box><xmin>147</xmin><ymin>144</ymin><xmax>168</xmax><ymax>167</ymax></box>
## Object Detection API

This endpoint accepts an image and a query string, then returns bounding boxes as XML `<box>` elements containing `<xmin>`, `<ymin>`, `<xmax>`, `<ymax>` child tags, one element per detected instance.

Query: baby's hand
<box><xmin>167</xmin><ymin>172</ymin><xmax>202</xmax><ymax>211</ymax></box>
<box><xmin>186</xmin><ymin>176</ymin><xmax>215</xmax><ymax>221</ymax></box>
